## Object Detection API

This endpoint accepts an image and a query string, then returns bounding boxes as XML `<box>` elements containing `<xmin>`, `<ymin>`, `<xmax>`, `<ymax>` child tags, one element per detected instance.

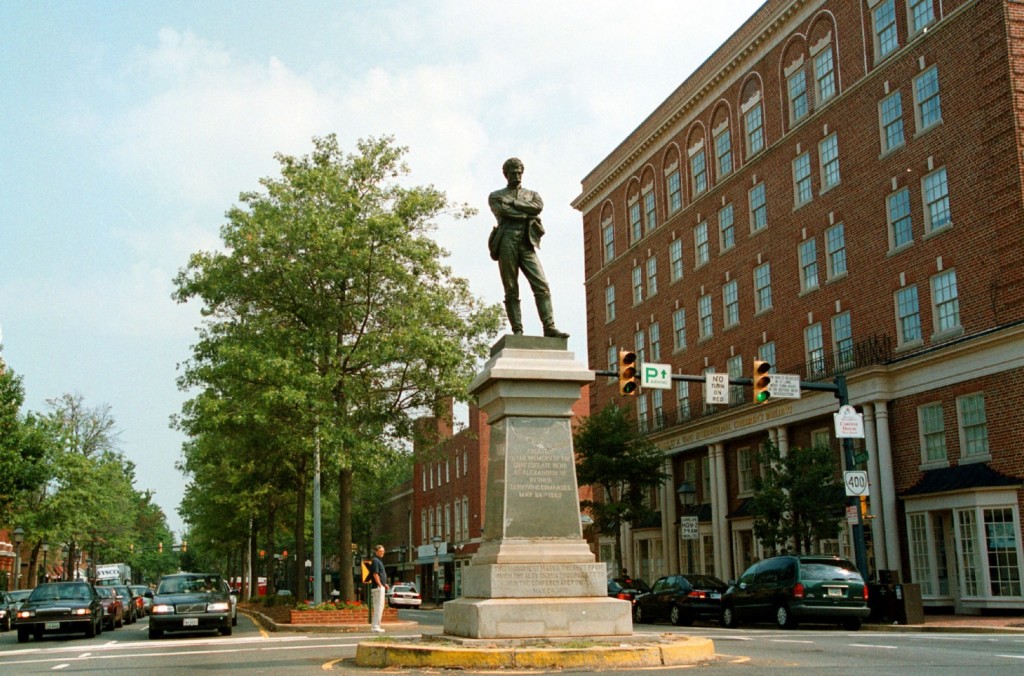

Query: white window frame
<box><xmin>698</xmin><ymin>294</ymin><xmax>713</xmax><ymax>340</ymax></box>
<box><xmin>825</xmin><ymin>222</ymin><xmax>847</xmax><ymax>279</ymax></box>
<box><xmin>737</xmin><ymin>447</ymin><xmax>755</xmax><ymax>495</ymax></box>
<box><xmin>819</xmin><ymin>133</ymin><xmax>840</xmax><ymax>192</ymax></box>
<box><xmin>602</xmin><ymin>217</ymin><xmax>615</xmax><ymax>262</ymax></box>
<box><xmin>908</xmin><ymin>0</ymin><xmax>936</xmax><ymax>38</ymax></box>
<box><xmin>632</xmin><ymin>265</ymin><xmax>643</xmax><ymax>305</ymax></box>
<box><xmin>914</xmin><ymin>65</ymin><xmax>942</xmax><ymax>132</ymax></box>
<box><xmin>787</xmin><ymin>68</ymin><xmax>809</xmax><ymax>125</ymax></box>
<box><xmin>799</xmin><ymin>238</ymin><xmax>819</xmax><ymax>292</ymax></box>
<box><xmin>714</xmin><ymin>125</ymin><xmax>733</xmax><ymax>179</ymax></box>
<box><xmin>605</xmin><ymin>284</ymin><xmax>616</xmax><ymax>322</ymax></box>
<box><xmin>922</xmin><ymin>166</ymin><xmax>951</xmax><ymax>234</ymax></box>
<box><xmin>719</xmin><ymin>203</ymin><xmax>735</xmax><ymax>252</ymax></box>
<box><xmin>895</xmin><ymin>285</ymin><xmax>923</xmax><ymax>347</ymax></box>
<box><xmin>879</xmin><ymin>91</ymin><xmax>905</xmax><ymax>153</ymax></box>
<box><xmin>667</xmin><ymin>167</ymin><xmax>682</xmax><ymax>214</ymax></box>
<box><xmin>749</xmin><ymin>182</ymin><xmax>767</xmax><ymax>232</ymax></box>
<box><xmin>723</xmin><ymin>280</ymin><xmax>739</xmax><ymax>328</ymax></box>
<box><xmin>649</xmin><ymin>322</ymin><xmax>662</xmax><ymax>361</ymax></box>
<box><xmin>957</xmin><ymin>393</ymin><xmax>990</xmax><ymax>462</ymax></box>
<box><xmin>690</xmin><ymin>148</ymin><xmax>708</xmax><ymax>197</ymax></box>
<box><xmin>695</xmin><ymin>221</ymin><xmax>710</xmax><ymax>267</ymax></box>
<box><xmin>643</xmin><ymin>188</ymin><xmax>658</xmax><ymax>234</ymax></box>
<box><xmin>672</xmin><ymin>308</ymin><xmax>687</xmax><ymax>351</ymax></box>
<box><xmin>887</xmin><ymin>187</ymin><xmax>913</xmax><ymax>250</ymax></box>
<box><xmin>645</xmin><ymin>256</ymin><xmax>658</xmax><ymax>298</ymax></box>
<box><xmin>754</xmin><ymin>263</ymin><xmax>772</xmax><ymax>313</ymax></box>
<box><xmin>793</xmin><ymin>152</ymin><xmax>812</xmax><ymax>206</ymax></box>
<box><xmin>629</xmin><ymin>200</ymin><xmax>642</xmax><ymax>243</ymax></box>
<box><xmin>805</xmin><ymin>322</ymin><xmax>825</xmax><ymax>378</ymax></box>
<box><xmin>930</xmin><ymin>268</ymin><xmax>960</xmax><ymax>337</ymax></box>
<box><xmin>832</xmin><ymin>311</ymin><xmax>854</xmax><ymax>371</ymax></box>
<box><xmin>669</xmin><ymin>238</ymin><xmax>684</xmax><ymax>282</ymax></box>
<box><xmin>744</xmin><ymin>102</ymin><xmax>765</xmax><ymax>158</ymax></box>
<box><xmin>814</xmin><ymin>44</ymin><xmax>836</xmax><ymax>104</ymax></box>
<box><xmin>873</xmin><ymin>0</ymin><xmax>899</xmax><ymax>62</ymax></box>
<box><xmin>918</xmin><ymin>402</ymin><xmax>947</xmax><ymax>466</ymax></box>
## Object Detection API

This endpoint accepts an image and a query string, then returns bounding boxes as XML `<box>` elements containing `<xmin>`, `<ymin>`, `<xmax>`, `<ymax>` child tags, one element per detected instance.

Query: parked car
<box><xmin>131</xmin><ymin>585</ymin><xmax>154</xmax><ymax>615</ymax></box>
<box><xmin>386</xmin><ymin>584</ymin><xmax>422</xmax><ymax>608</ymax></box>
<box><xmin>13</xmin><ymin>581</ymin><xmax>103</xmax><ymax>642</ymax></box>
<box><xmin>607</xmin><ymin>577</ymin><xmax>650</xmax><ymax>605</ymax></box>
<box><xmin>632</xmin><ymin>574</ymin><xmax>728</xmax><ymax>626</ymax></box>
<box><xmin>113</xmin><ymin>585</ymin><xmax>138</xmax><ymax>624</ymax></box>
<box><xmin>149</xmin><ymin>572</ymin><xmax>233</xmax><ymax>639</ymax></box>
<box><xmin>720</xmin><ymin>554</ymin><xmax>870</xmax><ymax>630</ymax></box>
<box><xmin>95</xmin><ymin>586</ymin><xmax>124</xmax><ymax>630</ymax></box>
<box><xmin>0</xmin><ymin>591</ymin><xmax>13</xmax><ymax>632</ymax></box>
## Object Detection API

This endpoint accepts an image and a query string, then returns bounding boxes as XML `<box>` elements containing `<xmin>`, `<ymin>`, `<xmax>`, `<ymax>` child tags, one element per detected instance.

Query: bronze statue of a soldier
<box><xmin>487</xmin><ymin>157</ymin><xmax>569</xmax><ymax>338</ymax></box>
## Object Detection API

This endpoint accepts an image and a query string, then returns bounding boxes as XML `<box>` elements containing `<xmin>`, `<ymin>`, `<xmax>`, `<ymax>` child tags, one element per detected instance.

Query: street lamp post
<box><xmin>677</xmin><ymin>481</ymin><xmax>697</xmax><ymax>573</ymax></box>
<box><xmin>12</xmin><ymin>527</ymin><xmax>24</xmax><ymax>590</ymax></box>
<box><xmin>431</xmin><ymin>535</ymin><xmax>442</xmax><ymax>606</ymax></box>
<box><xmin>41</xmin><ymin>543</ymin><xmax>49</xmax><ymax>583</ymax></box>
<box><xmin>305</xmin><ymin>559</ymin><xmax>312</xmax><ymax>598</ymax></box>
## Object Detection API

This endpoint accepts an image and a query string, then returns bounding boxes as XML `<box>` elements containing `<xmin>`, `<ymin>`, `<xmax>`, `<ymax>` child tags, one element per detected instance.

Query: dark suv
<box><xmin>720</xmin><ymin>554</ymin><xmax>869</xmax><ymax>630</ymax></box>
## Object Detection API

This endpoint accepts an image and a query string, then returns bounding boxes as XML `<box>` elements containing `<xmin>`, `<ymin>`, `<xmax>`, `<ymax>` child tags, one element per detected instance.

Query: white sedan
<box><xmin>386</xmin><ymin>584</ymin><xmax>422</xmax><ymax>608</ymax></box>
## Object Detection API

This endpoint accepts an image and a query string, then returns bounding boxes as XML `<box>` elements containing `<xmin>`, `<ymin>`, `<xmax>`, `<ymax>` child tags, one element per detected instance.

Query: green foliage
<box><xmin>574</xmin><ymin>403</ymin><xmax>667</xmax><ymax>573</ymax></box>
<box><xmin>750</xmin><ymin>439</ymin><xmax>844</xmax><ymax>554</ymax></box>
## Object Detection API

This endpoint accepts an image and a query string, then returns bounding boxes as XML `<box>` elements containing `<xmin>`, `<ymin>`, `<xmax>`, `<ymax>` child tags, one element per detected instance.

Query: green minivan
<box><xmin>720</xmin><ymin>554</ymin><xmax>869</xmax><ymax>630</ymax></box>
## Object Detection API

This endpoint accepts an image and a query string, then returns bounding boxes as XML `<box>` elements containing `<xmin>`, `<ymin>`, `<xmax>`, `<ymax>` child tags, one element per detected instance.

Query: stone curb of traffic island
<box><xmin>355</xmin><ymin>635</ymin><xmax>716</xmax><ymax>669</ymax></box>
<box><xmin>239</xmin><ymin>608</ymin><xmax>418</xmax><ymax>634</ymax></box>
<box><xmin>862</xmin><ymin>622</ymin><xmax>1024</xmax><ymax>634</ymax></box>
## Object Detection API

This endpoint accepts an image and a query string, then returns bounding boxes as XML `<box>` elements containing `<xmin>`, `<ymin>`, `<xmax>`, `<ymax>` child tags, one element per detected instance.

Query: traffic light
<box><xmin>181</xmin><ymin>541</ymin><xmax>187</xmax><ymax>553</ymax></box>
<box><xmin>158</xmin><ymin>541</ymin><xmax>163</xmax><ymax>554</ymax></box>
<box><xmin>618</xmin><ymin>350</ymin><xmax>640</xmax><ymax>396</ymax></box>
<box><xmin>752</xmin><ymin>360</ymin><xmax>772</xmax><ymax>404</ymax></box>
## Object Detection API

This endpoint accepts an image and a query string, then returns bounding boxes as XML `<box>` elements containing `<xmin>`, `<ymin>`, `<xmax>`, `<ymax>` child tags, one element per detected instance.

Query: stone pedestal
<box><xmin>443</xmin><ymin>336</ymin><xmax>633</xmax><ymax>639</ymax></box>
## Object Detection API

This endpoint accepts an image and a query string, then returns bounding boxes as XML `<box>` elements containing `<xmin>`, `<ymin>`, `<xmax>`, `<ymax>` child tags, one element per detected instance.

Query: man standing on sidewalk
<box><xmin>370</xmin><ymin>545</ymin><xmax>388</xmax><ymax>633</ymax></box>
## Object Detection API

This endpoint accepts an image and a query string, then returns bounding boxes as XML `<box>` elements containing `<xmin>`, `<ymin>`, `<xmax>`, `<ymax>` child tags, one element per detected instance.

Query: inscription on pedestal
<box><xmin>504</xmin><ymin>418</ymin><xmax>581</xmax><ymax>539</ymax></box>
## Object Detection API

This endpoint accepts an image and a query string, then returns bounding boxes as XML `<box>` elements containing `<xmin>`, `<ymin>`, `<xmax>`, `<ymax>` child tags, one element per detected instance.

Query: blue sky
<box><xmin>0</xmin><ymin>1</ymin><xmax>765</xmax><ymax>536</ymax></box>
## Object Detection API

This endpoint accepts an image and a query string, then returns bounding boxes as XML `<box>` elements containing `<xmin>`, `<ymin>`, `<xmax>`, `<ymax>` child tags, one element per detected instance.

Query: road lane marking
<box><xmin>850</xmin><ymin>643</ymin><xmax>897</xmax><ymax>649</ymax></box>
<box><xmin>771</xmin><ymin>639</ymin><xmax>814</xmax><ymax>644</ymax></box>
<box><xmin>996</xmin><ymin>654</ymin><xmax>1024</xmax><ymax>660</ymax></box>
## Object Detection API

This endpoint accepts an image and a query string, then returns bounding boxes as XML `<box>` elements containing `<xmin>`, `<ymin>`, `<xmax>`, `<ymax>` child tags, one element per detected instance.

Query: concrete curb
<box><xmin>863</xmin><ymin>623</ymin><xmax>1024</xmax><ymax>634</ymax></box>
<box><xmin>355</xmin><ymin>636</ymin><xmax>716</xmax><ymax>669</ymax></box>
<box><xmin>239</xmin><ymin>609</ymin><xmax>418</xmax><ymax>634</ymax></box>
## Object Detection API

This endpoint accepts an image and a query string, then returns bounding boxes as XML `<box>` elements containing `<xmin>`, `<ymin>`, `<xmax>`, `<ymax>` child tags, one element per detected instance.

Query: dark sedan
<box><xmin>0</xmin><ymin>591</ymin><xmax>13</xmax><ymax>632</ymax></box>
<box><xmin>95</xmin><ymin>586</ymin><xmax>125</xmax><ymax>630</ymax></box>
<box><xmin>607</xmin><ymin>577</ymin><xmax>650</xmax><ymax>605</ymax></box>
<box><xmin>13</xmin><ymin>581</ymin><xmax>103</xmax><ymax>642</ymax></box>
<box><xmin>149</xmin><ymin>572</ymin><xmax>233</xmax><ymax>639</ymax></box>
<box><xmin>632</xmin><ymin>573</ymin><xmax>728</xmax><ymax>626</ymax></box>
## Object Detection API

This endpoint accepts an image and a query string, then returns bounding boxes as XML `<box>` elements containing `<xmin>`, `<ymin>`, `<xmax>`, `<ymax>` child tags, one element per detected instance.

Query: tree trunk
<box><xmin>338</xmin><ymin>466</ymin><xmax>355</xmax><ymax>601</ymax></box>
<box><xmin>248</xmin><ymin>517</ymin><xmax>259</xmax><ymax>601</ymax></box>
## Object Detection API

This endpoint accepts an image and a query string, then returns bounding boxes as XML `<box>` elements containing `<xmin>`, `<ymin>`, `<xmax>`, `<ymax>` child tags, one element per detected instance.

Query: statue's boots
<box><xmin>505</xmin><ymin>300</ymin><xmax>524</xmax><ymax>335</ymax></box>
<box><xmin>537</xmin><ymin>295</ymin><xmax>569</xmax><ymax>338</ymax></box>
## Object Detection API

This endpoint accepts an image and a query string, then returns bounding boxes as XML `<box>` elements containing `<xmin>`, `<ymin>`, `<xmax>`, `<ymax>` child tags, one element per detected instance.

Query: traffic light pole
<box><xmin>595</xmin><ymin>368</ymin><xmax>870</xmax><ymax>577</ymax></box>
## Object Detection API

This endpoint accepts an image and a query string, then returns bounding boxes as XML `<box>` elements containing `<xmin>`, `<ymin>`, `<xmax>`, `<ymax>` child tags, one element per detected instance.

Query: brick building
<box><xmin>573</xmin><ymin>0</ymin><xmax>1024</xmax><ymax>612</ymax></box>
<box><xmin>375</xmin><ymin>390</ymin><xmax>593</xmax><ymax>602</ymax></box>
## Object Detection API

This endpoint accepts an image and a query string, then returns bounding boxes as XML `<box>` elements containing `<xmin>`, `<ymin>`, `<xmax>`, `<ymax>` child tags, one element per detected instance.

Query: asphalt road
<box><xmin>2</xmin><ymin>611</ymin><xmax>1023</xmax><ymax>674</ymax></box>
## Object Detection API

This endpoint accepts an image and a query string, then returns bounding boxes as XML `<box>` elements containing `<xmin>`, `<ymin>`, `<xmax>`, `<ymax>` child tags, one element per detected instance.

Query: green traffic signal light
<box><xmin>753</xmin><ymin>360</ymin><xmax>772</xmax><ymax>404</ymax></box>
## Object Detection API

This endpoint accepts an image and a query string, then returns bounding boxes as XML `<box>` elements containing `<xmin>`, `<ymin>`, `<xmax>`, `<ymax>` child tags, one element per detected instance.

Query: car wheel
<box><xmin>775</xmin><ymin>603</ymin><xmax>797</xmax><ymax>629</ymax></box>
<box><xmin>232</xmin><ymin>613</ymin><xmax>238</xmax><ymax>627</ymax></box>
<box><xmin>219</xmin><ymin>624</ymin><xmax>232</xmax><ymax>636</ymax></box>
<box><xmin>632</xmin><ymin>603</ymin><xmax>646</xmax><ymax>624</ymax></box>
<box><xmin>2</xmin><ymin>615</ymin><xmax>10</xmax><ymax>632</ymax></box>
<box><xmin>17</xmin><ymin>627</ymin><xmax>30</xmax><ymax>643</ymax></box>
<box><xmin>149</xmin><ymin>626</ymin><xmax>163</xmax><ymax>639</ymax></box>
<box><xmin>721</xmin><ymin>605</ymin><xmax>739</xmax><ymax>628</ymax></box>
<box><xmin>85</xmin><ymin>617</ymin><xmax>97</xmax><ymax>638</ymax></box>
<box><xmin>842</xmin><ymin>617</ymin><xmax>863</xmax><ymax>631</ymax></box>
<box><xmin>670</xmin><ymin>605</ymin><xmax>694</xmax><ymax>627</ymax></box>
<box><xmin>116</xmin><ymin>614</ymin><xmax>123</xmax><ymax>629</ymax></box>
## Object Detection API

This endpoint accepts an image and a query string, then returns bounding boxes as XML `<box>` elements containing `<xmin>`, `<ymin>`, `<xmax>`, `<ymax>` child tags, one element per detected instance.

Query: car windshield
<box><xmin>801</xmin><ymin>561</ymin><xmax>862</xmax><ymax>581</ymax></box>
<box><xmin>29</xmin><ymin>583</ymin><xmax>91</xmax><ymax>601</ymax></box>
<box><xmin>685</xmin><ymin>575</ymin><xmax>725</xmax><ymax>589</ymax></box>
<box><xmin>159</xmin><ymin>575</ymin><xmax>224</xmax><ymax>594</ymax></box>
<box><xmin>95</xmin><ymin>587</ymin><xmax>114</xmax><ymax>599</ymax></box>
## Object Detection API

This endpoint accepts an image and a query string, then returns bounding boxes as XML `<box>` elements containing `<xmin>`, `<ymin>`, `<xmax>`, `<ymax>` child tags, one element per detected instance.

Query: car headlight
<box><xmin>151</xmin><ymin>604</ymin><xmax>175</xmax><ymax>614</ymax></box>
<box><xmin>206</xmin><ymin>602</ymin><xmax>230</xmax><ymax>612</ymax></box>
<box><xmin>72</xmin><ymin>608</ymin><xmax>91</xmax><ymax>616</ymax></box>
<box><xmin>17</xmin><ymin>610</ymin><xmax>35</xmax><ymax>619</ymax></box>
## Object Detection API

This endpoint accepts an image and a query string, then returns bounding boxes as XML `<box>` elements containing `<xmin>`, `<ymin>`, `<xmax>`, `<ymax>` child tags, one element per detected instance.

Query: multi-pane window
<box><xmin>676</xmin><ymin>381</ymin><xmax>691</xmax><ymax>422</ymax></box>
<box><xmin>602</xmin><ymin>219</ymin><xmax>615</xmax><ymax>262</ymax></box>
<box><xmin>695</xmin><ymin>221</ymin><xmax>710</xmax><ymax>266</ymax></box>
<box><xmin>799</xmin><ymin>238</ymin><xmax>819</xmax><ymax>291</ymax></box>
<box><xmin>737</xmin><ymin>448</ymin><xmax>754</xmax><ymax>494</ymax></box>
<box><xmin>805</xmin><ymin>322</ymin><xmax>825</xmax><ymax>377</ymax></box>
<box><xmin>923</xmin><ymin>167</ymin><xmax>951</xmax><ymax>232</ymax></box>
<box><xmin>983</xmin><ymin>508</ymin><xmax>1022</xmax><ymax>597</ymax></box>
<box><xmin>826</xmin><ymin>222</ymin><xmax>847</xmax><ymax>278</ymax></box>
<box><xmin>649</xmin><ymin>322</ymin><xmax>662</xmax><ymax>361</ymax></box>
<box><xmin>646</xmin><ymin>256</ymin><xmax>658</xmax><ymax>297</ymax></box>
<box><xmin>793</xmin><ymin>152</ymin><xmax>812</xmax><ymax>205</ymax></box>
<box><xmin>643</xmin><ymin>189</ymin><xmax>657</xmax><ymax>234</ymax></box>
<box><xmin>715</xmin><ymin>126</ymin><xmax>733</xmax><ymax>179</ymax></box>
<box><xmin>910</xmin><ymin>0</ymin><xmax>935</xmax><ymax>35</ymax></box>
<box><xmin>669</xmin><ymin>239</ymin><xmax>684</xmax><ymax>281</ymax></box>
<box><xmin>814</xmin><ymin>45</ymin><xmax>836</xmax><ymax>104</ymax></box>
<box><xmin>832</xmin><ymin>311</ymin><xmax>854</xmax><ymax>371</ymax></box>
<box><xmin>637</xmin><ymin>393</ymin><xmax>649</xmax><ymax>433</ymax></box>
<box><xmin>888</xmin><ymin>187</ymin><xmax>913</xmax><ymax>249</ymax></box>
<box><xmin>652</xmin><ymin>389</ymin><xmax>664</xmax><ymax>428</ymax></box>
<box><xmin>908</xmin><ymin>513</ymin><xmax>933</xmax><ymax>595</ymax></box>
<box><xmin>874</xmin><ymin>0</ymin><xmax>899</xmax><ymax>61</ymax></box>
<box><xmin>723</xmin><ymin>280</ymin><xmax>739</xmax><ymax>327</ymax></box>
<box><xmin>931</xmin><ymin>268</ymin><xmax>960</xmax><ymax>334</ymax></box>
<box><xmin>728</xmin><ymin>355</ymin><xmax>744</xmax><ymax>403</ymax></box>
<box><xmin>754</xmin><ymin>263</ymin><xmax>772</xmax><ymax>313</ymax></box>
<box><xmin>629</xmin><ymin>201</ymin><xmax>642</xmax><ymax>242</ymax></box>
<box><xmin>698</xmin><ymin>294</ymin><xmax>713</xmax><ymax>339</ymax></box>
<box><xmin>719</xmin><ymin>204</ymin><xmax>735</xmax><ymax>251</ymax></box>
<box><xmin>915</xmin><ymin>66</ymin><xmax>942</xmax><ymax>131</ymax></box>
<box><xmin>880</xmin><ymin>91</ymin><xmax>904</xmax><ymax>152</ymax></box>
<box><xmin>701</xmin><ymin>456</ymin><xmax>711</xmax><ymax>497</ymax></box>
<box><xmin>672</xmin><ymin>308</ymin><xmax>687</xmax><ymax>351</ymax></box>
<box><xmin>758</xmin><ymin>341</ymin><xmax>776</xmax><ymax>370</ymax></box>
<box><xmin>787</xmin><ymin>68</ymin><xmax>809</xmax><ymax>124</ymax></box>
<box><xmin>607</xmin><ymin>345</ymin><xmax>617</xmax><ymax>380</ymax></box>
<box><xmin>819</xmin><ymin>134</ymin><xmax>840</xmax><ymax>190</ymax></box>
<box><xmin>749</xmin><ymin>182</ymin><xmax>767</xmax><ymax>232</ymax></box>
<box><xmin>896</xmin><ymin>285</ymin><xmax>922</xmax><ymax>345</ymax></box>
<box><xmin>744</xmin><ymin>102</ymin><xmax>764</xmax><ymax>157</ymax></box>
<box><xmin>634</xmin><ymin>329</ymin><xmax>646</xmax><ymax>364</ymax></box>
<box><xmin>919</xmin><ymin>402</ymin><xmax>946</xmax><ymax>463</ymax></box>
<box><xmin>667</xmin><ymin>168</ymin><xmax>682</xmax><ymax>214</ymax></box>
<box><xmin>958</xmin><ymin>393</ymin><xmax>989</xmax><ymax>459</ymax></box>
<box><xmin>632</xmin><ymin>266</ymin><xmax>643</xmax><ymax>305</ymax></box>
<box><xmin>957</xmin><ymin>509</ymin><xmax>980</xmax><ymax>596</ymax></box>
<box><xmin>605</xmin><ymin>284</ymin><xmax>616</xmax><ymax>322</ymax></box>
<box><xmin>691</xmin><ymin>149</ymin><xmax>708</xmax><ymax>196</ymax></box>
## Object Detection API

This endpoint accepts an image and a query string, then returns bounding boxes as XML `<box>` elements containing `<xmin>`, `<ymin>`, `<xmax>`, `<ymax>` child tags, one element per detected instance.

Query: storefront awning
<box><xmin>902</xmin><ymin>463</ymin><xmax>1022</xmax><ymax>497</ymax></box>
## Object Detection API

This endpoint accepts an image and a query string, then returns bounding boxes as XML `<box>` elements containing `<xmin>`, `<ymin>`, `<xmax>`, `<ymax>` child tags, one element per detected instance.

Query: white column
<box><xmin>664</xmin><ymin>459</ymin><xmax>679</xmax><ymax>574</ymax></box>
<box><xmin>714</xmin><ymin>443</ymin><xmax>732</xmax><ymax>580</ymax></box>
<box><xmin>708</xmin><ymin>445</ymin><xmax>722</xmax><ymax>579</ymax></box>
<box><xmin>622</xmin><ymin>520</ymin><xmax>634</xmax><ymax>576</ymax></box>
<box><xmin>874</xmin><ymin>400</ymin><xmax>901</xmax><ymax>571</ymax></box>
<box><xmin>863</xmin><ymin>403</ymin><xmax>887</xmax><ymax>570</ymax></box>
<box><xmin>776</xmin><ymin>426</ymin><xmax>789</xmax><ymax>459</ymax></box>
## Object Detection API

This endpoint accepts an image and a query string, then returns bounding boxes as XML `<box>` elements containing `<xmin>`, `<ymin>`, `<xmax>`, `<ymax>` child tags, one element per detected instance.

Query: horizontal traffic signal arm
<box><xmin>594</xmin><ymin>370</ymin><xmax>843</xmax><ymax>395</ymax></box>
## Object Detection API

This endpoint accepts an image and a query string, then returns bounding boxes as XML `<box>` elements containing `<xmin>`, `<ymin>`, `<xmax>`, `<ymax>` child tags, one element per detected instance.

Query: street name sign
<box><xmin>641</xmin><ymin>362</ymin><xmax>672</xmax><ymax>390</ymax></box>
<box><xmin>679</xmin><ymin>516</ymin><xmax>699</xmax><ymax>540</ymax></box>
<box><xmin>834</xmin><ymin>405</ymin><xmax>865</xmax><ymax>438</ymax></box>
<box><xmin>704</xmin><ymin>373</ymin><xmax>729</xmax><ymax>405</ymax></box>
<box><xmin>768</xmin><ymin>373</ymin><xmax>801</xmax><ymax>399</ymax></box>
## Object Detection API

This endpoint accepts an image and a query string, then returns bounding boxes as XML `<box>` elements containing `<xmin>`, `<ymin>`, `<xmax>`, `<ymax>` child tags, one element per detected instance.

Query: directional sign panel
<box><xmin>768</xmin><ymin>373</ymin><xmax>801</xmax><ymax>399</ymax></box>
<box><xmin>641</xmin><ymin>362</ymin><xmax>672</xmax><ymax>390</ymax></box>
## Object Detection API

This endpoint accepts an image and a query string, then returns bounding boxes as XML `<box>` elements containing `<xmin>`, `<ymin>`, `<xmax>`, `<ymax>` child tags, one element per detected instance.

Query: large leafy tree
<box><xmin>0</xmin><ymin>357</ymin><xmax>50</xmax><ymax>524</ymax></box>
<box><xmin>574</xmin><ymin>403</ymin><xmax>666</xmax><ymax>576</ymax></box>
<box><xmin>750</xmin><ymin>439</ymin><xmax>844</xmax><ymax>554</ymax></box>
<box><xmin>174</xmin><ymin>135</ymin><xmax>501</xmax><ymax>601</ymax></box>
